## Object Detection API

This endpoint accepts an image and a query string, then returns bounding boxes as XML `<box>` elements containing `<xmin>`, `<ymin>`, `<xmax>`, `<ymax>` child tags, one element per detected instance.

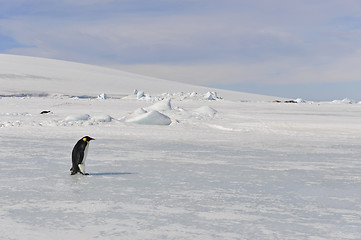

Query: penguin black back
<box><xmin>70</xmin><ymin>136</ymin><xmax>94</xmax><ymax>175</ymax></box>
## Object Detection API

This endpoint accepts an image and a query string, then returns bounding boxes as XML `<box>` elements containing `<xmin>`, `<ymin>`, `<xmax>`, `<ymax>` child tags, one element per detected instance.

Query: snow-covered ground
<box><xmin>1</xmin><ymin>55</ymin><xmax>361</xmax><ymax>239</ymax></box>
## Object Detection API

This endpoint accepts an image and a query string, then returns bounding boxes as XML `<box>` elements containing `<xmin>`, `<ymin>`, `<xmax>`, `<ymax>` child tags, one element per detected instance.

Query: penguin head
<box><xmin>82</xmin><ymin>136</ymin><xmax>95</xmax><ymax>142</ymax></box>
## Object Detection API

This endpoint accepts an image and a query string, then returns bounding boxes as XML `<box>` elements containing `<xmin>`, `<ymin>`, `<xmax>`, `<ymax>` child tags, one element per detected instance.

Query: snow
<box><xmin>145</xmin><ymin>99</ymin><xmax>172</xmax><ymax>112</ymax></box>
<box><xmin>130</xmin><ymin>108</ymin><xmax>147</xmax><ymax>116</ymax></box>
<box><xmin>91</xmin><ymin>114</ymin><xmax>112</xmax><ymax>123</ymax></box>
<box><xmin>193</xmin><ymin>106</ymin><xmax>217</xmax><ymax>117</ymax></box>
<box><xmin>65</xmin><ymin>114</ymin><xmax>91</xmax><ymax>122</ymax></box>
<box><xmin>0</xmin><ymin>54</ymin><xmax>280</xmax><ymax>102</ymax></box>
<box><xmin>1</xmin><ymin>54</ymin><xmax>361</xmax><ymax>239</ymax></box>
<box><xmin>126</xmin><ymin>110</ymin><xmax>172</xmax><ymax>125</ymax></box>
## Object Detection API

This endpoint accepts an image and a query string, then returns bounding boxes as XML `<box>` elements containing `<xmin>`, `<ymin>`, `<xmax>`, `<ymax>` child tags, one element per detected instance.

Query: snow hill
<box><xmin>0</xmin><ymin>54</ymin><xmax>279</xmax><ymax>101</ymax></box>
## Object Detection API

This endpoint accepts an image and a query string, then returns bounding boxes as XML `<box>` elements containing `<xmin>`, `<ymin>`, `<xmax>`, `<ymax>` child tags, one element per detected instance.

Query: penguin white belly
<box><xmin>78</xmin><ymin>143</ymin><xmax>89</xmax><ymax>174</ymax></box>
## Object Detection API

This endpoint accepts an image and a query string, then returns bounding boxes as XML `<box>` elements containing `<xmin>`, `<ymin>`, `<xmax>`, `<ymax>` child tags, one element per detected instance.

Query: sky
<box><xmin>1</xmin><ymin>0</ymin><xmax>361</xmax><ymax>101</ymax></box>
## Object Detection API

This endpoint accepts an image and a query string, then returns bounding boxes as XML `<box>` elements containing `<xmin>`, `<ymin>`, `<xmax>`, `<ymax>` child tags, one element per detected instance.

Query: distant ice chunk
<box><xmin>135</xmin><ymin>90</ymin><xmax>152</xmax><ymax>100</ymax></box>
<box><xmin>295</xmin><ymin>98</ymin><xmax>305</xmax><ymax>103</ymax></box>
<box><xmin>204</xmin><ymin>91</ymin><xmax>221</xmax><ymax>100</ymax></box>
<box><xmin>332</xmin><ymin>98</ymin><xmax>355</xmax><ymax>104</ymax></box>
<box><xmin>97</xmin><ymin>93</ymin><xmax>108</xmax><ymax>99</ymax></box>
<box><xmin>189</xmin><ymin>92</ymin><xmax>197</xmax><ymax>97</ymax></box>
<box><xmin>126</xmin><ymin>110</ymin><xmax>172</xmax><ymax>125</ymax></box>
<box><xmin>123</xmin><ymin>89</ymin><xmax>151</xmax><ymax>100</ymax></box>
<box><xmin>137</xmin><ymin>91</ymin><xmax>145</xmax><ymax>99</ymax></box>
<box><xmin>65</xmin><ymin>114</ymin><xmax>90</xmax><ymax>122</ymax></box>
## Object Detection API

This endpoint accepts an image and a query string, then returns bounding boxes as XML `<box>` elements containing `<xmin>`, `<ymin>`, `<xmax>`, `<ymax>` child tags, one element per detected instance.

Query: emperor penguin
<box><xmin>70</xmin><ymin>136</ymin><xmax>95</xmax><ymax>175</ymax></box>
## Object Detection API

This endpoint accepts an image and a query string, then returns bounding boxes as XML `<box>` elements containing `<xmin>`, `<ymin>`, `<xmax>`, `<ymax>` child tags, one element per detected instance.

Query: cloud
<box><xmin>1</xmin><ymin>0</ymin><xmax>361</xmax><ymax>88</ymax></box>
<box><xmin>0</xmin><ymin>11</ymin><xmax>304</xmax><ymax>64</ymax></box>
<box><xmin>113</xmin><ymin>47</ymin><xmax>361</xmax><ymax>86</ymax></box>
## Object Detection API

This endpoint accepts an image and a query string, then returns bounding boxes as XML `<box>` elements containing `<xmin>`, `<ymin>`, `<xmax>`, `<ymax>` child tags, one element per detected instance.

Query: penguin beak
<box><xmin>90</xmin><ymin>137</ymin><xmax>95</xmax><ymax>141</ymax></box>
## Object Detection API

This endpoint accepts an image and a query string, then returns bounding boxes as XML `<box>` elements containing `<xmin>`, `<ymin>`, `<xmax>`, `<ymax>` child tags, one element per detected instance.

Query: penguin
<box><xmin>70</xmin><ymin>136</ymin><xmax>95</xmax><ymax>175</ymax></box>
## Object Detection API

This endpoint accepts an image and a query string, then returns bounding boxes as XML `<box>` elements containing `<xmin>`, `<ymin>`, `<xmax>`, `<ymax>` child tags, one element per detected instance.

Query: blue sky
<box><xmin>1</xmin><ymin>0</ymin><xmax>361</xmax><ymax>101</ymax></box>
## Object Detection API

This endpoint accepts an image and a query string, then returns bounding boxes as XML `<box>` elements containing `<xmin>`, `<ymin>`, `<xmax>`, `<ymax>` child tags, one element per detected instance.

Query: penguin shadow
<box><xmin>88</xmin><ymin>172</ymin><xmax>135</xmax><ymax>176</ymax></box>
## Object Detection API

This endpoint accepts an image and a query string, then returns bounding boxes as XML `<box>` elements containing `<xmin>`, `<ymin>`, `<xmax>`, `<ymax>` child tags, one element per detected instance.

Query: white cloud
<box><xmin>1</xmin><ymin>0</ymin><xmax>361</xmax><ymax>88</ymax></box>
<box><xmin>0</xmin><ymin>13</ymin><xmax>304</xmax><ymax>64</ymax></box>
<box><xmin>112</xmin><ymin>47</ymin><xmax>361</xmax><ymax>87</ymax></box>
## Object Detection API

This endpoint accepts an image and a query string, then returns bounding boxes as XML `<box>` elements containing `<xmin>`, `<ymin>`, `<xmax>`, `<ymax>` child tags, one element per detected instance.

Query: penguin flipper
<box><xmin>78</xmin><ymin>152</ymin><xmax>84</xmax><ymax>165</ymax></box>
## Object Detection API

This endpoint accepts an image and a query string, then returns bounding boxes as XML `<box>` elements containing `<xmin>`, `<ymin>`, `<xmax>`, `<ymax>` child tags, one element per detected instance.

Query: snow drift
<box><xmin>126</xmin><ymin>110</ymin><xmax>172</xmax><ymax>125</ymax></box>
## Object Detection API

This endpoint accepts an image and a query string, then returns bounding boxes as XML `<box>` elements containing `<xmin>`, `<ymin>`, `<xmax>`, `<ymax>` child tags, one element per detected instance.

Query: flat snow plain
<box><xmin>1</xmin><ymin>94</ymin><xmax>361</xmax><ymax>240</ymax></box>
<box><xmin>1</xmin><ymin>54</ymin><xmax>361</xmax><ymax>239</ymax></box>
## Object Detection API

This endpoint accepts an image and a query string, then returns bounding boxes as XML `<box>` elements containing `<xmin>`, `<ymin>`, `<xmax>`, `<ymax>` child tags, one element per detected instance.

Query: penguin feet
<box><xmin>70</xmin><ymin>171</ymin><xmax>89</xmax><ymax>175</ymax></box>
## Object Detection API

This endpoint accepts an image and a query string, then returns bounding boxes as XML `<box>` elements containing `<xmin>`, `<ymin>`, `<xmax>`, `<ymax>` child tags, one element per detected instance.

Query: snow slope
<box><xmin>0</xmin><ymin>54</ymin><xmax>279</xmax><ymax>102</ymax></box>
<box><xmin>1</xmin><ymin>54</ymin><xmax>361</xmax><ymax>239</ymax></box>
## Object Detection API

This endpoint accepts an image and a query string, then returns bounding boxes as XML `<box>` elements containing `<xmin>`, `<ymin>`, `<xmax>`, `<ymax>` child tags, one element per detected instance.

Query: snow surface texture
<box><xmin>1</xmin><ymin>55</ymin><xmax>361</xmax><ymax>239</ymax></box>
